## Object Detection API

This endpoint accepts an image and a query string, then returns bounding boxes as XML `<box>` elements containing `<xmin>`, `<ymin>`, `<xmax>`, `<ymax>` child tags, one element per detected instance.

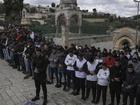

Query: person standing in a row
<box><xmin>122</xmin><ymin>64</ymin><xmax>136</xmax><ymax>105</ymax></box>
<box><xmin>95</xmin><ymin>63</ymin><xmax>110</xmax><ymax>105</ymax></box>
<box><xmin>136</xmin><ymin>66</ymin><xmax>140</xmax><ymax>105</ymax></box>
<box><xmin>64</xmin><ymin>49</ymin><xmax>77</xmax><ymax>91</ymax></box>
<box><xmin>85</xmin><ymin>56</ymin><xmax>99</xmax><ymax>103</ymax></box>
<box><xmin>73</xmin><ymin>53</ymin><xmax>87</xmax><ymax>100</ymax></box>
<box><xmin>109</xmin><ymin>60</ymin><xmax>122</xmax><ymax>105</ymax></box>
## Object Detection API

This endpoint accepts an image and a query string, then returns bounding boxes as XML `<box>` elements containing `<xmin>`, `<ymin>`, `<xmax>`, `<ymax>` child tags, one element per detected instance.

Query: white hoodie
<box><xmin>86</xmin><ymin>60</ymin><xmax>99</xmax><ymax>81</ymax></box>
<box><xmin>97</xmin><ymin>68</ymin><xmax>110</xmax><ymax>86</ymax></box>
<box><xmin>65</xmin><ymin>54</ymin><xmax>77</xmax><ymax>71</ymax></box>
<box><xmin>75</xmin><ymin>58</ymin><xmax>87</xmax><ymax>78</ymax></box>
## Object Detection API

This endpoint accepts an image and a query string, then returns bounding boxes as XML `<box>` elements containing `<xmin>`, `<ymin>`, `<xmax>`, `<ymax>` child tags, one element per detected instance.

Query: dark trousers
<box><xmin>13</xmin><ymin>53</ymin><xmax>20</xmax><ymax>69</ymax></box>
<box><xmin>65</xmin><ymin>70</ymin><xmax>75</xmax><ymax>89</ymax></box>
<box><xmin>34</xmin><ymin>79</ymin><xmax>47</xmax><ymax>100</ymax></box>
<box><xmin>123</xmin><ymin>92</ymin><xmax>134</xmax><ymax>105</ymax></box>
<box><xmin>58</xmin><ymin>69</ymin><xmax>65</xmax><ymax>86</ymax></box>
<box><xmin>109</xmin><ymin>82</ymin><xmax>121</xmax><ymax>105</ymax></box>
<box><xmin>50</xmin><ymin>67</ymin><xmax>58</xmax><ymax>84</ymax></box>
<box><xmin>75</xmin><ymin>77</ymin><xmax>86</xmax><ymax>98</ymax></box>
<box><xmin>136</xmin><ymin>86</ymin><xmax>140</xmax><ymax>105</ymax></box>
<box><xmin>96</xmin><ymin>84</ymin><xmax>107</xmax><ymax>105</ymax></box>
<box><xmin>86</xmin><ymin>81</ymin><xmax>97</xmax><ymax>101</ymax></box>
<box><xmin>63</xmin><ymin>69</ymin><xmax>67</xmax><ymax>89</ymax></box>
<box><xmin>0</xmin><ymin>48</ymin><xmax>4</xmax><ymax>59</ymax></box>
<box><xmin>18</xmin><ymin>54</ymin><xmax>25</xmax><ymax>71</ymax></box>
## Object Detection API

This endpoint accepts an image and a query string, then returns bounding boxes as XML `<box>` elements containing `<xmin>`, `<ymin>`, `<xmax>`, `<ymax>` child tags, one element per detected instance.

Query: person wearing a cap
<box><xmin>95</xmin><ymin>63</ymin><xmax>110</xmax><ymax>105</ymax></box>
<box><xmin>31</xmin><ymin>48</ymin><xmax>47</xmax><ymax>105</ymax></box>
<box><xmin>122</xmin><ymin>64</ymin><xmax>136</xmax><ymax>105</ymax></box>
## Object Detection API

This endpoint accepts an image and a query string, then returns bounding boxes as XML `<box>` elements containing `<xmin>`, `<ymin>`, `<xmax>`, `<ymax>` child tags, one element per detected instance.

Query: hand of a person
<box><xmin>114</xmin><ymin>78</ymin><xmax>120</xmax><ymax>81</ymax></box>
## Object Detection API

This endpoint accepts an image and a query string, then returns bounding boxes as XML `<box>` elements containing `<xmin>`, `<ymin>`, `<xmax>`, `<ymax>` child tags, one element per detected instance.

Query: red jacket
<box><xmin>103</xmin><ymin>56</ymin><xmax>115</xmax><ymax>69</ymax></box>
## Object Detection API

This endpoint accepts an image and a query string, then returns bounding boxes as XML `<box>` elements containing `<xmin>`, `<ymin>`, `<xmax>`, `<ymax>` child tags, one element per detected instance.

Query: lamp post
<box><xmin>134</xmin><ymin>0</ymin><xmax>140</xmax><ymax>50</ymax></box>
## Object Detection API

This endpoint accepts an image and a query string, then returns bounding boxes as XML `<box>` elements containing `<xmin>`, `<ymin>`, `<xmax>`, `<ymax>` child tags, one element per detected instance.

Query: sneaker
<box><xmin>31</xmin><ymin>96</ymin><xmax>40</xmax><ymax>101</ymax></box>
<box><xmin>24</xmin><ymin>74</ymin><xmax>31</xmax><ymax>79</ymax></box>
<box><xmin>91</xmin><ymin>100</ymin><xmax>96</xmax><ymax>103</ymax></box>
<box><xmin>81</xmin><ymin>97</ymin><xmax>86</xmax><ymax>101</ymax></box>
<box><xmin>42</xmin><ymin>100</ymin><xmax>47</xmax><ymax>105</ymax></box>
<box><xmin>55</xmin><ymin>84</ymin><xmax>61</xmax><ymax>88</ymax></box>
<box><xmin>46</xmin><ymin>81</ymin><xmax>52</xmax><ymax>84</ymax></box>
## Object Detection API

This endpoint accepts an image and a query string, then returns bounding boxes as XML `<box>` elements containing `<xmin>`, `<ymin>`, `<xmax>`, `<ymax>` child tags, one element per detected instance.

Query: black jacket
<box><xmin>122</xmin><ymin>71</ymin><xmax>136</xmax><ymax>95</ymax></box>
<box><xmin>110</xmin><ymin>65</ymin><xmax>122</xmax><ymax>84</ymax></box>
<box><xmin>32</xmin><ymin>54</ymin><xmax>47</xmax><ymax>81</ymax></box>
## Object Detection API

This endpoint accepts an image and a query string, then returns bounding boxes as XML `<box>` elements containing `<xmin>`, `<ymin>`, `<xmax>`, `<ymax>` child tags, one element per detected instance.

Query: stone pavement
<box><xmin>0</xmin><ymin>59</ymin><xmax>117</xmax><ymax>105</ymax></box>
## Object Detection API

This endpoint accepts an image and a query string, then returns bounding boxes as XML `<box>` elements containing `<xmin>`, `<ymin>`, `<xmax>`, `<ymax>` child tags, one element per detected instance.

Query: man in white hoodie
<box><xmin>85</xmin><ymin>56</ymin><xmax>99</xmax><ymax>103</ymax></box>
<box><xmin>95</xmin><ymin>63</ymin><xmax>110</xmax><ymax>105</ymax></box>
<box><xmin>64</xmin><ymin>49</ymin><xmax>77</xmax><ymax>91</ymax></box>
<box><xmin>73</xmin><ymin>53</ymin><xmax>87</xmax><ymax>100</ymax></box>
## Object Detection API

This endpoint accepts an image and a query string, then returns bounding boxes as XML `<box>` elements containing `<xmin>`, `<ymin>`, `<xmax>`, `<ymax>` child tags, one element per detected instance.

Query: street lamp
<box><xmin>134</xmin><ymin>0</ymin><xmax>140</xmax><ymax>50</ymax></box>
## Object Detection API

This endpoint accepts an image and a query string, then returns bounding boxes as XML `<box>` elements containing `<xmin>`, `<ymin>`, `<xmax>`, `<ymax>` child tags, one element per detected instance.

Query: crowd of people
<box><xmin>0</xmin><ymin>25</ymin><xmax>140</xmax><ymax>105</ymax></box>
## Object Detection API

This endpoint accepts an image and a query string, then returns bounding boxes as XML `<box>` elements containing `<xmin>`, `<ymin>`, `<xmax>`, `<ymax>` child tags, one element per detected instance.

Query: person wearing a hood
<box><xmin>122</xmin><ymin>64</ymin><xmax>136</xmax><ymax>105</ymax></box>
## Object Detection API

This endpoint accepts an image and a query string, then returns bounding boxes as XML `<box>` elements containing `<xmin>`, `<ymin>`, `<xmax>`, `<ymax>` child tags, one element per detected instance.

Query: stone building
<box><xmin>21</xmin><ymin>4</ymin><xmax>55</xmax><ymax>25</ymax></box>
<box><xmin>54</xmin><ymin>27</ymin><xmax>140</xmax><ymax>50</ymax></box>
<box><xmin>55</xmin><ymin>0</ymin><xmax>82</xmax><ymax>46</ymax></box>
<box><xmin>112</xmin><ymin>27</ymin><xmax>140</xmax><ymax>50</ymax></box>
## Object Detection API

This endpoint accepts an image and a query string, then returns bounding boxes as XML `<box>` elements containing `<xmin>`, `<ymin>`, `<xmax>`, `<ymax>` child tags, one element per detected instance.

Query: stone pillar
<box><xmin>61</xmin><ymin>25</ymin><xmax>69</xmax><ymax>47</ymax></box>
<box><xmin>56</xmin><ymin>25</ymin><xmax>59</xmax><ymax>37</ymax></box>
<box><xmin>78</xmin><ymin>26</ymin><xmax>81</xmax><ymax>34</ymax></box>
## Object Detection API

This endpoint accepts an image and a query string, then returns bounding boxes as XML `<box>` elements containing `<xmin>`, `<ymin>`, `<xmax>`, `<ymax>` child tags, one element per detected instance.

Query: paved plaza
<box><xmin>0</xmin><ymin>59</ymin><xmax>117</xmax><ymax>105</ymax></box>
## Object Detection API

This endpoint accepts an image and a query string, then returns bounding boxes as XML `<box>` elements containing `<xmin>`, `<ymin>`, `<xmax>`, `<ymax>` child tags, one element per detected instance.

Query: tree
<box><xmin>49</xmin><ymin>8</ymin><xmax>55</xmax><ymax>13</ymax></box>
<box><xmin>51</xmin><ymin>2</ymin><xmax>56</xmax><ymax>8</ymax></box>
<box><xmin>0</xmin><ymin>3</ymin><xmax>4</xmax><ymax>14</ymax></box>
<box><xmin>4</xmin><ymin>0</ymin><xmax>24</xmax><ymax>26</ymax></box>
<box><xmin>93</xmin><ymin>8</ymin><xmax>97</xmax><ymax>14</ymax></box>
<box><xmin>30</xmin><ymin>7</ymin><xmax>37</xmax><ymax>13</ymax></box>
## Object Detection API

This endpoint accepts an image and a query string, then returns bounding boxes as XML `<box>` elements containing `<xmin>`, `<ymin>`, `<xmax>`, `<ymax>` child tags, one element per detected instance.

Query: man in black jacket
<box><xmin>31</xmin><ymin>48</ymin><xmax>47</xmax><ymax>105</ymax></box>
<box><xmin>109</xmin><ymin>60</ymin><xmax>122</xmax><ymax>105</ymax></box>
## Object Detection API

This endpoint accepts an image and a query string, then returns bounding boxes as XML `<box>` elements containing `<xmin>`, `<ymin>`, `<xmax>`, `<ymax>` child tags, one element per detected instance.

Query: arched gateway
<box><xmin>55</xmin><ymin>0</ymin><xmax>82</xmax><ymax>46</ymax></box>
<box><xmin>113</xmin><ymin>27</ymin><xmax>140</xmax><ymax>50</ymax></box>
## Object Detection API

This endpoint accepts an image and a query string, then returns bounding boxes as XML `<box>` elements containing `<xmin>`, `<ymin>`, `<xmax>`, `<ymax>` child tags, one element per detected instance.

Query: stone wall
<box><xmin>53</xmin><ymin>35</ymin><xmax>113</xmax><ymax>50</ymax></box>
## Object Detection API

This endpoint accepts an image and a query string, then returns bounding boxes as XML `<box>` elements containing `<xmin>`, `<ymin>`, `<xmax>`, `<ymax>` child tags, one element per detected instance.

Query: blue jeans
<box><xmin>50</xmin><ymin>67</ymin><xmax>58</xmax><ymax>83</ymax></box>
<box><xmin>24</xmin><ymin>57</ymin><xmax>32</xmax><ymax>75</ymax></box>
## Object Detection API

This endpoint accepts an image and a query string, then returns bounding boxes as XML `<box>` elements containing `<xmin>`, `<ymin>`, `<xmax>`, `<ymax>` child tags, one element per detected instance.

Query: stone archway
<box><xmin>69</xmin><ymin>14</ymin><xmax>79</xmax><ymax>33</ymax></box>
<box><xmin>114</xmin><ymin>36</ymin><xmax>135</xmax><ymax>50</ymax></box>
<box><xmin>56</xmin><ymin>13</ymin><xmax>67</xmax><ymax>34</ymax></box>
